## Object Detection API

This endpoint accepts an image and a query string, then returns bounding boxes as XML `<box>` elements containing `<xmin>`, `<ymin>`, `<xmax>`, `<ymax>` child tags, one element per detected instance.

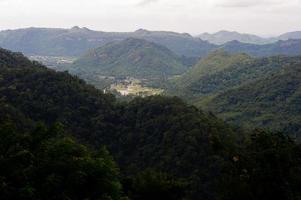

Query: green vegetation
<box><xmin>168</xmin><ymin>50</ymin><xmax>301</xmax><ymax>136</ymax></box>
<box><xmin>0</xmin><ymin>122</ymin><xmax>122</xmax><ymax>200</ymax></box>
<box><xmin>168</xmin><ymin>50</ymin><xmax>253</xmax><ymax>97</ymax></box>
<box><xmin>203</xmin><ymin>62</ymin><xmax>301</xmax><ymax>137</ymax></box>
<box><xmin>1</xmin><ymin>48</ymin><xmax>301</xmax><ymax>200</ymax></box>
<box><xmin>71</xmin><ymin>38</ymin><xmax>188</xmax><ymax>80</ymax></box>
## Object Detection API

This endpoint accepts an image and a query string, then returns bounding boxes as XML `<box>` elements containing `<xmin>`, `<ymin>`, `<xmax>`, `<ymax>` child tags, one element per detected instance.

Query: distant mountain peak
<box><xmin>134</xmin><ymin>29</ymin><xmax>151</xmax><ymax>34</ymax></box>
<box><xmin>71</xmin><ymin>26</ymin><xmax>81</xmax><ymax>30</ymax></box>
<box><xmin>70</xmin><ymin>26</ymin><xmax>91</xmax><ymax>32</ymax></box>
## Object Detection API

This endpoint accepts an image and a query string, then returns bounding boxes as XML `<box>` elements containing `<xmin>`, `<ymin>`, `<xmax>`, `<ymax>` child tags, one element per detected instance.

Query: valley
<box><xmin>108</xmin><ymin>77</ymin><xmax>164</xmax><ymax>96</ymax></box>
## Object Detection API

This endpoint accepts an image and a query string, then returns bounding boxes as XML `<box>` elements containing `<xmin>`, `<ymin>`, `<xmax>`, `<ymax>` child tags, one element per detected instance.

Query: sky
<box><xmin>0</xmin><ymin>0</ymin><xmax>301</xmax><ymax>36</ymax></box>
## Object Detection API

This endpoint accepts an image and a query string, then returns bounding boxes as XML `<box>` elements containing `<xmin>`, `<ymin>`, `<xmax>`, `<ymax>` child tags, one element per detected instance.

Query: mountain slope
<box><xmin>168</xmin><ymin>50</ymin><xmax>254</xmax><ymax>98</ymax></box>
<box><xmin>174</xmin><ymin>52</ymin><xmax>301</xmax><ymax>99</ymax></box>
<box><xmin>71</xmin><ymin>38</ymin><xmax>187</xmax><ymax>79</ymax></box>
<box><xmin>167</xmin><ymin>50</ymin><xmax>301</xmax><ymax>136</ymax></box>
<box><xmin>203</xmin><ymin>62</ymin><xmax>301</xmax><ymax>136</ymax></box>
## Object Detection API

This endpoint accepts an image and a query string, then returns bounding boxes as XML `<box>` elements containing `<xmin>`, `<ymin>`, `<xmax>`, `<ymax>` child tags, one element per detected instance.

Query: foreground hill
<box><xmin>71</xmin><ymin>38</ymin><xmax>187</xmax><ymax>79</ymax></box>
<box><xmin>0</xmin><ymin>27</ymin><xmax>215</xmax><ymax>58</ymax></box>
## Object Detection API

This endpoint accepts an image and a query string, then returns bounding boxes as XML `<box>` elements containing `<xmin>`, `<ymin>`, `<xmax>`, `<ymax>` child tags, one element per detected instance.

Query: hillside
<box><xmin>168</xmin><ymin>50</ymin><xmax>253</xmax><ymax>98</ymax></box>
<box><xmin>203</xmin><ymin>62</ymin><xmax>301</xmax><ymax>136</ymax></box>
<box><xmin>71</xmin><ymin>38</ymin><xmax>187</xmax><ymax>79</ymax></box>
<box><xmin>167</xmin><ymin>50</ymin><xmax>301</xmax><ymax>136</ymax></box>
<box><xmin>0</xmin><ymin>27</ymin><xmax>215</xmax><ymax>58</ymax></box>
<box><xmin>172</xmin><ymin>51</ymin><xmax>301</xmax><ymax>98</ymax></box>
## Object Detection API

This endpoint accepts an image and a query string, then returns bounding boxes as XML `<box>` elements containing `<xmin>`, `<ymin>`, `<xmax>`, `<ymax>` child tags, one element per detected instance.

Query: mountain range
<box><xmin>198</xmin><ymin>30</ymin><xmax>301</xmax><ymax>45</ymax></box>
<box><xmin>0</xmin><ymin>27</ymin><xmax>214</xmax><ymax>58</ymax></box>
<box><xmin>1</xmin><ymin>27</ymin><xmax>301</xmax><ymax>60</ymax></box>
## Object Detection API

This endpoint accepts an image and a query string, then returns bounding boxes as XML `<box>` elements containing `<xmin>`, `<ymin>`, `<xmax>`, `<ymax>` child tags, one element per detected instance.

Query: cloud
<box><xmin>214</xmin><ymin>0</ymin><xmax>284</xmax><ymax>8</ymax></box>
<box><xmin>137</xmin><ymin>0</ymin><xmax>159</xmax><ymax>6</ymax></box>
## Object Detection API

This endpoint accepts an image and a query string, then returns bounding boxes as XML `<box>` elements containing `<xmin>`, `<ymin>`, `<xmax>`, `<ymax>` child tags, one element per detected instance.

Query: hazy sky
<box><xmin>0</xmin><ymin>0</ymin><xmax>301</xmax><ymax>36</ymax></box>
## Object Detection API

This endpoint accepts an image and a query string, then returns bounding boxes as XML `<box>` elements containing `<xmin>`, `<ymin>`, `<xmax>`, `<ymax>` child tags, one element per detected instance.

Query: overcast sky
<box><xmin>0</xmin><ymin>0</ymin><xmax>300</xmax><ymax>36</ymax></box>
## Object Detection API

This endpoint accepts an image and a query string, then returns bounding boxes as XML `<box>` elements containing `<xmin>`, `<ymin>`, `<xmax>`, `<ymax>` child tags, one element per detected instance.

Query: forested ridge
<box><xmin>168</xmin><ymin>50</ymin><xmax>301</xmax><ymax>136</ymax></box>
<box><xmin>0</xmin><ymin>48</ymin><xmax>301</xmax><ymax>200</ymax></box>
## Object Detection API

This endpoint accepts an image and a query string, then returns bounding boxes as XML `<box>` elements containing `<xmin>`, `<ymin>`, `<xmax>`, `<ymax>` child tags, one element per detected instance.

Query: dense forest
<box><xmin>168</xmin><ymin>50</ymin><xmax>301</xmax><ymax>136</ymax></box>
<box><xmin>1</xmin><ymin>48</ymin><xmax>301</xmax><ymax>200</ymax></box>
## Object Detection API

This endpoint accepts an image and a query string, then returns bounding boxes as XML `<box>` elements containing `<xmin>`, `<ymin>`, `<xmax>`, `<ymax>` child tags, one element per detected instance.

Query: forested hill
<box><xmin>71</xmin><ymin>38</ymin><xmax>187</xmax><ymax>79</ymax></box>
<box><xmin>1</xmin><ymin>48</ymin><xmax>301</xmax><ymax>200</ymax></box>
<box><xmin>167</xmin><ymin>50</ymin><xmax>301</xmax><ymax>136</ymax></box>
<box><xmin>203</xmin><ymin>61</ymin><xmax>301</xmax><ymax>136</ymax></box>
<box><xmin>169</xmin><ymin>50</ymin><xmax>253</xmax><ymax>97</ymax></box>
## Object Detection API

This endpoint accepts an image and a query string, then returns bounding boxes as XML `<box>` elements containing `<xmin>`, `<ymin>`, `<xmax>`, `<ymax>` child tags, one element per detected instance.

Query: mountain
<box><xmin>71</xmin><ymin>38</ymin><xmax>188</xmax><ymax>79</ymax></box>
<box><xmin>203</xmin><ymin>61</ymin><xmax>301</xmax><ymax>136</ymax></box>
<box><xmin>0</xmin><ymin>27</ymin><xmax>216</xmax><ymax>58</ymax></box>
<box><xmin>198</xmin><ymin>30</ymin><xmax>274</xmax><ymax>45</ymax></box>
<box><xmin>168</xmin><ymin>50</ymin><xmax>254</xmax><ymax>98</ymax></box>
<box><xmin>278</xmin><ymin>31</ymin><xmax>301</xmax><ymax>40</ymax></box>
<box><xmin>167</xmin><ymin>50</ymin><xmax>301</xmax><ymax>135</ymax></box>
<box><xmin>222</xmin><ymin>39</ymin><xmax>301</xmax><ymax>57</ymax></box>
